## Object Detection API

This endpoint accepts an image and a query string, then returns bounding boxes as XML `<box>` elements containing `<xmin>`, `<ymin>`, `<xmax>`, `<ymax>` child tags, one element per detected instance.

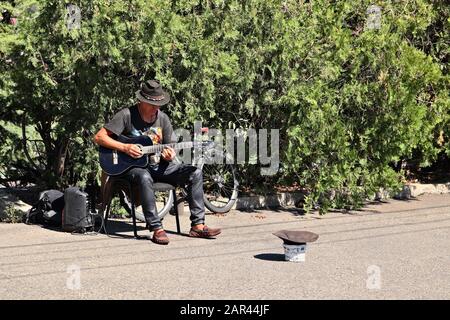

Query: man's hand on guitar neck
<box><xmin>161</xmin><ymin>146</ymin><xmax>176</xmax><ymax>161</ymax></box>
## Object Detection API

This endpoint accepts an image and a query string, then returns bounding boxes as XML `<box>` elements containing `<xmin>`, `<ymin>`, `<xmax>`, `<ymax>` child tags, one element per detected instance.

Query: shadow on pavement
<box><xmin>100</xmin><ymin>220</ymin><xmax>150</xmax><ymax>239</ymax></box>
<box><xmin>254</xmin><ymin>253</ymin><xmax>285</xmax><ymax>262</ymax></box>
<box><xmin>103</xmin><ymin>219</ymin><xmax>146</xmax><ymax>233</ymax></box>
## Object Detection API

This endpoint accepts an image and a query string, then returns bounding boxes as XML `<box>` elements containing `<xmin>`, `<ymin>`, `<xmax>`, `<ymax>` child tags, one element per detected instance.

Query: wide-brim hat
<box><xmin>273</xmin><ymin>230</ymin><xmax>319</xmax><ymax>245</ymax></box>
<box><xmin>136</xmin><ymin>79</ymin><xmax>170</xmax><ymax>106</ymax></box>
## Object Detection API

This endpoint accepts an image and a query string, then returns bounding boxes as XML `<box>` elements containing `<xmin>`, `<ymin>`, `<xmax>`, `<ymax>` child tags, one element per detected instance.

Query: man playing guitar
<box><xmin>93</xmin><ymin>79</ymin><xmax>221</xmax><ymax>245</ymax></box>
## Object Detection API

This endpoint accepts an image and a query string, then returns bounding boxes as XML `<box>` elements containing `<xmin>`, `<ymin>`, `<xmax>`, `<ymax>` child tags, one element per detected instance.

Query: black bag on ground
<box><xmin>25</xmin><ymin>190</ymin><xmax>64</xmax><ymax>226</ymax></box>
<box><xmin>62</xmin><ymin>186</ymin><xmax>94</xmax><ymax>233</ymax></box>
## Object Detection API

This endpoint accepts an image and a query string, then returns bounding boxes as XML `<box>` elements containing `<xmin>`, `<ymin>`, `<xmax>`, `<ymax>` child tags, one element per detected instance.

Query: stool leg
<box><xmin>128</xmin><ymin>184</ymin><xmax>138</xmax><ymax>238</ymax></box>
<box><xmin>102</xmin><ymin>200</ymin><xmax>111</xmax><ymax>234</ymax></box>
<box><xmin>173</xmin><ymin>190</ymin><xmax>181</xmax><ymax>234</ymax></box>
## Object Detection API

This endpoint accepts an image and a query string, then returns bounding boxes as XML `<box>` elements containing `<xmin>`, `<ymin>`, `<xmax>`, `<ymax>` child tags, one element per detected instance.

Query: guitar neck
<box><xmin>141</xmin><ymin>141</ymin><xmax>195</xmax><ymax>154</ymax></box>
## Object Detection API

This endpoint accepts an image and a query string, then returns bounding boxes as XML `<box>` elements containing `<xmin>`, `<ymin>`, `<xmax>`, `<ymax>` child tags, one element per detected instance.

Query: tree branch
<box><xmin>21</xmin><ymin>115</ymin><xmax>40</xmax><ymax>175</ymax></box>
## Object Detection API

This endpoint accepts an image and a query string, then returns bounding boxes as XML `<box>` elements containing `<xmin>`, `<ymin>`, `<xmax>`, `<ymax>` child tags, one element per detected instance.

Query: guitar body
<box><xmin>99</xmin><ymin>135</ymin><xmax>153</xmax><ymax>176</ymax></box>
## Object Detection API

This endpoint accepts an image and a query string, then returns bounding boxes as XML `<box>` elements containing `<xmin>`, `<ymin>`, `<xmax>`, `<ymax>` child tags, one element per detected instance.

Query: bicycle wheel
<box><xmin>121</xmin><ymin>189</ymin><xmax>174</xmax><ymax>222</ymax></box>
<box><xmin>201</xmin><ymin>162</ymin><xmax>239</xmax><ymax>213</ymax></box>
<box><xmin>174</xmin><ymin>146</ymin><xmax>239</xmax><ymax>213</ymax></box>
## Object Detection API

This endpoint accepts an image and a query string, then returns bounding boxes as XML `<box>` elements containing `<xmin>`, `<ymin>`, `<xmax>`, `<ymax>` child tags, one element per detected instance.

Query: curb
<box><xmin>0</xmin><ymin>189</ymin><xmax>32</xmax><ymax>214</ymax></box>
<box><xmin>2</xmin><ymin>183</ymin><xmax>450</xmax><ymax>215</ymax></box>
<box><xmin>394</xmin><ymin>182</ymin><xmax>450</xmax><ymax>200</ymax></box>
<box><xmin>231</xmin><ymin>183</ymin><xmax>450</xmax><ymax>210</ymax></box>
<box><xmin>234</xmin><ymin>192</ymin><xmax>305</xmax><ymax>210</ymax></box>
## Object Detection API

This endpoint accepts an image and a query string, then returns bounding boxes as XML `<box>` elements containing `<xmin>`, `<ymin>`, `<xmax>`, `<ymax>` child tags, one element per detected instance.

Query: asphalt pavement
<box><xmin>0</xmin><ymin>193</ymin><xmax>449</xmax><ymax>299</ymax></box>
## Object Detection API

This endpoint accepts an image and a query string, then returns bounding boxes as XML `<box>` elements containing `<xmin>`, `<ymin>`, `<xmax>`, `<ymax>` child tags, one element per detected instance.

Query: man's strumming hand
<box><xmin>123</xmin><ymin>144</ymin><xmax>143</xmax><ymax>158</ymax></box>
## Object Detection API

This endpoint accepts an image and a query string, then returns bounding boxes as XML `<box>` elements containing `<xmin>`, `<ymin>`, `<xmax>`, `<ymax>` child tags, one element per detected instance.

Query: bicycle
<box><xmin>122</xmin><ymin>130</ymin><xmax>239</xmax><ymax>222</ymax></box>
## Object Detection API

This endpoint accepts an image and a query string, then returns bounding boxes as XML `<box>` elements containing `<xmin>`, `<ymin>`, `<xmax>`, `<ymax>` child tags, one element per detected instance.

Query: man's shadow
<box><xmin>29</xmin><ymin>218</ymin><xmax>145</xmax><ymax>239</ymax></box>
<box><xmin>254</xmin><ymin>253</ymin><xmax>286</xmax><ymax>262</ymax></box>
<box><xmin>101</xmin><ymin>219</ymin><xmax>146</xmax><ymax>237</ymax></box>
<box><xmin>102</xmin><ymin>220</ymin><xmax>190</xmax><ymax>239</ymax></box>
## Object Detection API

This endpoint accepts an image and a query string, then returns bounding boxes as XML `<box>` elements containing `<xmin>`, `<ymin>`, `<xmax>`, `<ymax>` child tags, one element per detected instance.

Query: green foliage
<box><xmin>0</xmin><ymin>0</ymin><xmax>449</xmax><ymax>213</ymax></box>
<box><xmin>281</xmin><ymin>0</ymin><xmax>449</xmax><ymax>212</ymax></box>
<box><xmin>108</xmin><ymin>197</ymin><xmax>129</xmax><ymax>218</ymax></box>
<box><xmin>0</xmin><ymin>204</ymin><xmax>24</xmax><ymax>223</ymax></box>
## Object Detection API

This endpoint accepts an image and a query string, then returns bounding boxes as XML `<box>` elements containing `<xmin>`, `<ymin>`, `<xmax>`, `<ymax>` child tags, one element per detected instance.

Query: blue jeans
<box><xmin>120</xmin><ymin>161</ymin><xmax>205</xmax><ymax>230</ymax></box>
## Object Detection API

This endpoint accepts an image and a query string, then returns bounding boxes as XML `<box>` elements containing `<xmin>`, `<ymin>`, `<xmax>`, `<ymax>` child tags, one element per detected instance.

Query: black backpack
<box><xmin>25</xmin><ymin>190</ymin><xmax>65</xmax><ymax>226</ymax></box>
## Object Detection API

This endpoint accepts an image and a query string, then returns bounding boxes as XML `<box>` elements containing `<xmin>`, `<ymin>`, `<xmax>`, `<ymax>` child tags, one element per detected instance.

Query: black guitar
<box><xmin>99</xmin><ymin>135</ymin><xmax>198</xmax><ymax>176</ymax></box>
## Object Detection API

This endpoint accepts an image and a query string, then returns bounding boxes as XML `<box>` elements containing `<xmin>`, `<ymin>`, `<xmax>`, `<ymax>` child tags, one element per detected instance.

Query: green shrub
<box><xmin>108</xmin><ymin>198</ymin><xmax>129</xmax><ymax>219</ymax></box>
<box><xmin>1</xmin><ymin>0</ymin><xmax>448</xmax><ymax>213</ymax></box>
<box><xmin>0</xmin><ymin>204</ymin><xmax>24</xmax><ymax>223</ymax></box>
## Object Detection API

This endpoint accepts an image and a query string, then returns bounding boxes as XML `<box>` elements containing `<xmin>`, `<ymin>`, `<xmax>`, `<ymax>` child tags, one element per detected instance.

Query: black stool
<box><xmin>101</xmin><ymin>176</ymin><xmax>181</xmax><ymax>239</ymax></box>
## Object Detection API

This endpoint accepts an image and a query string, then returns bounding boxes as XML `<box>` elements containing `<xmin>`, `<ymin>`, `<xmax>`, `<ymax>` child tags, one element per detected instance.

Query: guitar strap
<box><xmin>148</xmin><ymin>114</ymin><xmax>163</xmax><ymax>165</ymax></box>
<box><xmin>124</xmin><ymin>107</ymin><xmax>132</xmax><ymax>132</ymax></box>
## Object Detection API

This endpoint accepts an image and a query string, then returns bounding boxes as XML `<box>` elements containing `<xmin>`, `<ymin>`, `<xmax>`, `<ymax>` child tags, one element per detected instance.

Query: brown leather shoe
<box><xmin>189</xmin><ymin>225</ymin><xmax>221</xmax><ymax>238</ymax></box>
<box><xmin>152</xmin><ymin>229</ymin><xmax>169</xmax><ymax>245</ymax></box>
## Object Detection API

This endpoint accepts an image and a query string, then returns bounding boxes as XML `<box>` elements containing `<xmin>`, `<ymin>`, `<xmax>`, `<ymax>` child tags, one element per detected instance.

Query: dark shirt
<box><xmin>104</xmin><ymin>105</ymin><xmax>175</xmax><ymax>144</ymax></box>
